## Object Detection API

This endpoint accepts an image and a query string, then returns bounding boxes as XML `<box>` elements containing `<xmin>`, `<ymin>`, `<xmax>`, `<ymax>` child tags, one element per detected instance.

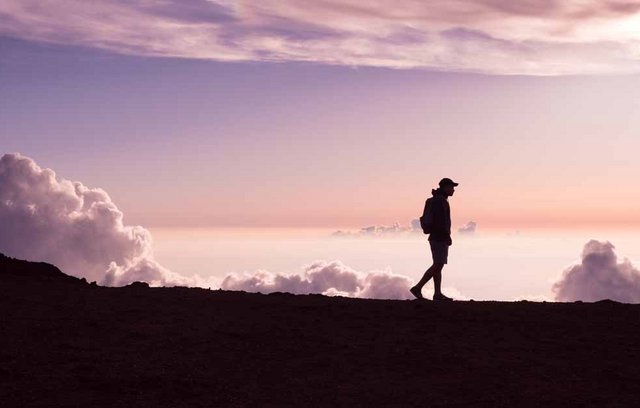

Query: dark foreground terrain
<box><xmin>2</xmin><ymin>254</ymin><xmax>640</xmax><ymax>407</ymax></box>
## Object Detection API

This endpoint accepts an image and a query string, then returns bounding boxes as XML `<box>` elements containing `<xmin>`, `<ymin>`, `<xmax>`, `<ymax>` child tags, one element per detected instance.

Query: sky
<box><xmin>2</xmin><ymin>1</ymin><xmax>640</xmax><ymax>300</ymax></box>
<box><xmin>2</xmin><ymin>1</ymin><xmax>640</xmax><ymax>230</ymax></box>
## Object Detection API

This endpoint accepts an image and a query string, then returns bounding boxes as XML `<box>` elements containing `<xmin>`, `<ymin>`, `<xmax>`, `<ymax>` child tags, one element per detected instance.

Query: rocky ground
<box><xmin>2</xmin><ymin>253</ymin><xmax>640</xmax><ymax>407</ymax></box>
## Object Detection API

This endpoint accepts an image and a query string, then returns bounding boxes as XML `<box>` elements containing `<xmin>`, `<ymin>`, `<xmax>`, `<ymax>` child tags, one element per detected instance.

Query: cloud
<box><xmin>332</xmin><ymin>221</ymin><xmax>421</xmax><ymax>238</ymax></box>
<box><xmin>0</xmin><ymin>153</ymin><xmax>190</xmax><ymax>286</ymax></box>
<box><xmin>458</xmin><ymin>221</ymin><xmax>477</xmax><ymax>234</ymax></box>
<box><xmin>552</xmin><ymin>240</ymin><xmax>640</xmax><ymax>303</ymax></box>
<box><xmin>0</xmin><ymin>153</ymin><xmax>468</xmax><ymax>301</ymax></box>
<box><xmin>332</xmin><ymin>219</ymin><xmax>478</xmax><ymax>238</ymax></box>
<box><xmin>221</xmin><ymin>259</ymin><xmax>417</xmax><ymax>300</ymax></box>
<box><xmin>1</xmin><ymin>1</ymin><xmax>640</xmax><ymax>74</ymax></box>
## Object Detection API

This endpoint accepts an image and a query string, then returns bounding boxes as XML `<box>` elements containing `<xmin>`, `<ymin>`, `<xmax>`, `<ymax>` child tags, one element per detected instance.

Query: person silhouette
<box><xmin>410</xmin><ymin>178</ymin><xmax>458</xmax><ymax>301</ymax></box>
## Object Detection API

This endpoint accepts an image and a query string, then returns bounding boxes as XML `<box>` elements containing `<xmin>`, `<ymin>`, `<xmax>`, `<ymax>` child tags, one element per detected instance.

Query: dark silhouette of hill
<box><xmin>1</xmin><ymin>253</ymin><xmax>640</xmax><ymax>407</ymax></box>
<box><xmin>0</xmin><ymin>253</ymin><xmax>85</xmax><ymax>284</ymax></box>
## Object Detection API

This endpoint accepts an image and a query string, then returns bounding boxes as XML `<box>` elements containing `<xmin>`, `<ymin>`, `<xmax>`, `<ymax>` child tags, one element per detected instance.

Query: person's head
<box><xmin>438</xmin><ymin>178</ymin><xmax>459</xmax><ymax>197</ymax></box>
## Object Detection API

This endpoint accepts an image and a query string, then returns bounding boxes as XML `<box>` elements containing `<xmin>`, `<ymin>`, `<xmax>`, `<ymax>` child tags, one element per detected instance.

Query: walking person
<box><xmin>410</xmin><ymin>178</ymin><xmax>458</xmax><ymax>301</ymax></box>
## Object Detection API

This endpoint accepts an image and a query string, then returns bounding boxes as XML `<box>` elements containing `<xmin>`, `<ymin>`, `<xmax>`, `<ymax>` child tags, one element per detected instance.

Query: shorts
<box><xmin>430</xmin><ymin>240</ymin><xmax>449</xmax><ymax>264</ymax></box>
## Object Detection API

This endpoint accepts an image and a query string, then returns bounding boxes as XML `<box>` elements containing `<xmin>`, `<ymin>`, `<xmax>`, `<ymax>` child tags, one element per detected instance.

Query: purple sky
<box><xmin>2</xmin><ymin>2</ymin><xmax>640</xmax><ymax>230</ymax></box>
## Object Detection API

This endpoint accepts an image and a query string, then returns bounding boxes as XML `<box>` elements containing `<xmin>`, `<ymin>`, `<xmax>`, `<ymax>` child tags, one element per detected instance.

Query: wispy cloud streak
<box><xmin>1</xmin><ymin>1</ymin><xmax>639</xmax><ymax>74</ymax></box>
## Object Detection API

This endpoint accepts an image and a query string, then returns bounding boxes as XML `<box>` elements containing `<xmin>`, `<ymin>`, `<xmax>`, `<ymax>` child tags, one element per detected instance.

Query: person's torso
<box><xmin>427</xmin><ymin>194</ymin><xmax>452</xmax><ymax>244</ymax></box>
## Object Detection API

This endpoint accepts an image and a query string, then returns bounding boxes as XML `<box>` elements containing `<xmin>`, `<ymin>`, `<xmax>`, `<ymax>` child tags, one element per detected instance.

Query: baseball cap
<box><xmin>439</xmin><ymin>178</ymin><xmax>459</xmax><ymax>187</ymax></box>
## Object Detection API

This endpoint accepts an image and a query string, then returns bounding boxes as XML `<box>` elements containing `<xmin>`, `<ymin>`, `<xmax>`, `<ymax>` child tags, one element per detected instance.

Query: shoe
<box><xmin>409</xmin><ymin>286</ymin><xmax>424</xmax><ymax>300</ymax></box>
<box><xmin>433</xmin><ymin>293</ymin><xmax>453</xmax><ymax>301</ymax></box>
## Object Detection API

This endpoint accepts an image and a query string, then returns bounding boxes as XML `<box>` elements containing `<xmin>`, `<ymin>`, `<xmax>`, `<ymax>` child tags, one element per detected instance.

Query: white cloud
<box><xmin>332</xmin><ymin>218</ymin><xmax>478</xmax><ymax>238</ymax></box>
<box><xmin>552</xmin><ymin>240</ymin><xmax>640</xmax><ymax>303</ymax></box>
<box><xmin>221</xmin><ymin>259</ymin><xmax>416</xmax><ymax>300</ymax></box>
<box><xmin>0</xmin><ymin>153</ymin><xmax>189</xmax><ymax>286</ymax></box>
<box><xmin>1</xmin><ymin>1</ymin><xmax>640</xmax><ymax>74</ymax></box>
<box><xmin>332</xmin><ymin>221</ymin><xmax>420</xmax><ymax>238</ymax></box>
<box><xmin>458</xmin><ymin>221</ymin><xmax>477</xmax><ymax>234</ymax></box>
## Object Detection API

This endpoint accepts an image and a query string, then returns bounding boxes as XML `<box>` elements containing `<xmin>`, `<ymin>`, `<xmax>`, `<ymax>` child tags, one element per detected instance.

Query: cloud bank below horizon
<box><xmin>553</xmin><ymin>240</ymin><xmax>640</xmax><ymax>303</ymax></box>
<box><xmin>331</xmin><ymin>221</ymin><xmax>420</xmax><ymax>238</ymax></box>
<box><xmin>331</xmin><ymin>219</ymin><xmax>478</xmax><ymax>237</ymax></box>
<box><xmin>221</xmin><ymin>259</ymin><xmax>416</xmax><ymax>300</ymax></box>
<box><xmin>458</xmin><ymin>221</ymin><xmax>477</xmax><ymax>235</ymax></box>
<box><xmin>2</xmin><ymin>0</ymin><xmax>640</xmax><ymax>75</ymax></box>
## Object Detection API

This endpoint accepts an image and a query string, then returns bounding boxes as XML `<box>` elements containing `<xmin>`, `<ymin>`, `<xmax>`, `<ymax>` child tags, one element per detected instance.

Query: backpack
<box><xmin>419</xmin><ymin>198</ymin><xmax>434</xmax><ymax>234</ymax></box>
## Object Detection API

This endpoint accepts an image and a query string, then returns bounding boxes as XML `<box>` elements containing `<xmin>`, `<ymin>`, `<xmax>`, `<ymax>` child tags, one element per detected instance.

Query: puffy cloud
<box><xmin>0</xmin><ymin>153</ymin><xmax>189</xmax><ymax>286</ymax></box>
<box><xmin>1</xmin><ymin>1</ymin><xmax>640</xmax><ymax>74</ymax></box>
<box><xmin>458</xmin><ymin>221</ymin><xmax>477</xmax><ymax>234</ymax></box>
<box><xmin>552</xmin><ymin>240</ymin><xmax>640</xmax><ymax>303</ymax></box>
<box><xmin>221</xmin><ymin>259</ymin><xmax>415</xmax><ymax>300</ymax></box>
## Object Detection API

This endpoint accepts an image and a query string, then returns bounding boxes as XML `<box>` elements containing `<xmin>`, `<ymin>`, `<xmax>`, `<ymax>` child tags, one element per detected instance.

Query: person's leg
<box><xmin>431</xmin><ymin>242</ymin><xmax>451</xmax><ymax>300</ymax></box>
<box><xmin>410</xmin><ymin>241</ymin><xmax>446</xmax><ymax>299</ymax></box>
<box><xmin>414</xmin><ymin>263</ymin><xmax>443</xmax><ymax>289</ymax></box>
<box><xmin>415</xmin><ymin>263</ymin><xmax>438</xmax><ymax>289</ymax></box>
<box><xmin>432</xmin><ymin>263</ymin><xmax>444</xmax><ymax>295</ymax></box>
<box><xmin>410</xmin><ymin>266</ymin><xmax>431</xmax><ymax>298</ymax></box>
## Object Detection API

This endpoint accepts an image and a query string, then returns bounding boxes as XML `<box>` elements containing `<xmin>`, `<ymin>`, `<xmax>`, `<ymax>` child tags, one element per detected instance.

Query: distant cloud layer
<box><xmin>0</xmin><ymin>153</ymin><xmax>188</xmax><ymax>286</ymax></box>
<box><xmin>332</xmin><ymin>221</ymin><xmax>420</xmax><ymax>237</ymax></box>
<box><xmin>458</xmin><ymin>221</ymin><xmax>477</xmax><ymax>234</ymax></box>
<box><xmin>332</xmin><ymin>219</ymin><xmax>478</xmax><ymax>237</ymax></box>
<box><xmin>553</xmin><ymin>240</ymin><xmax>640</xmax><ymax>303</ymax></box>
<box><xmin>221</xmin><ymin>259</ymin><xmax>415</xmax><ymax>300</ymax></box>
<box><xmin>2</xmin><ymin>1</ymin><xmax>640</xmax><ymax>74</ymax></box>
